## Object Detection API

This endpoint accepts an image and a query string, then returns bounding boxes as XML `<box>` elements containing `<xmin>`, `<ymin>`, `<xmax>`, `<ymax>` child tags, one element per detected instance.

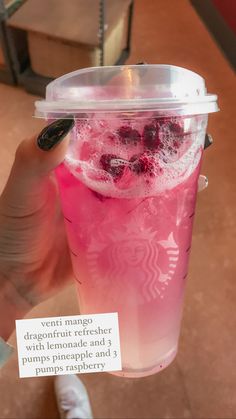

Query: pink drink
<box><xmin>55</xmin><ymin>113</ymin><xmax>206</xmax><ymax>377</ymax></box>
<box><xmin>36</xmin><ymin>64</ymin><xmax>218</xmax><ymax>377</ymax></box>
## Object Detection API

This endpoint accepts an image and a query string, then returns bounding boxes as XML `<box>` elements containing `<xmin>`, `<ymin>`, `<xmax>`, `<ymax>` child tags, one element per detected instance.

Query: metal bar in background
<box><xmin>191</xmin><ymin>0</ymin><xmax>236</xmax><ymax>70</ymax></box>
<box><xmin>0</xmin><ymin>0</ymin><xmax>17</xmax><ymax>84</ymax></box>
<box><xmin>5</xmin><ymin>0</ymin><xmax>25</xmax><ymax>16</ymax></box>
<box><xmin>18</xmin><ymin>67</ymin><xmax>53</xmax><ymax>96</ymax></box>
<box><xmin>115</xmin><ymin>0</ymin><xmax>134</xmax><ymax>65</ymax></box>
<box><xmin>99</xmin><ymin>0</ymin><xmax>105</xmax><ymax>66</ymax></box>
<box><xmin>0</xmin><ymin>0</ymin><xmax>6</xmax><ymax>17</ymax></box>
<box><xmin>126</xmin><ymin>0</ymin><xmax>134</xmax><ymax>54</ymax></box>
<box><xmin>6</xmin><ymin>25</ymin><xmax>29</xmax><ymax>77</ymax></box>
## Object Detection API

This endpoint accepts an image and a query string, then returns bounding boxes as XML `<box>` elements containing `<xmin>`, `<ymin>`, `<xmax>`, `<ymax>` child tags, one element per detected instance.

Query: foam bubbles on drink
<box><xmin>65</xmin><ymin>115</ymin><xmax>204</xmax><ymax>199</ymax></box>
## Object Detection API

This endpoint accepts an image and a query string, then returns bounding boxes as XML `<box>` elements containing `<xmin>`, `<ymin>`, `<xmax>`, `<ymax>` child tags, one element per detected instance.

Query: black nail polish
<box><xmin>204</xmin><ymin>133</ymin><xmax>213</xmax><ymax>150</ymax></box>
<box><xmin>37</xmin><ymin>117</ymin><xmax>75</xmax><ymax>151</ymax></box>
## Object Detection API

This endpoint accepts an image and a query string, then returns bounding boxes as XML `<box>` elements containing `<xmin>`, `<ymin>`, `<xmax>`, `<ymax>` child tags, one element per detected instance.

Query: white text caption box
<box><xmin>16</xmin><ymin>313</ymin><xmax>121</xmax><ymax>378</ymax></box>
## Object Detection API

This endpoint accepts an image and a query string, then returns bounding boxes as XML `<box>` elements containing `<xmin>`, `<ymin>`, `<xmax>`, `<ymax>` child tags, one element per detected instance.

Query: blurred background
<box><xmin>0</xmin><ymin>0</ymin><xmax>235</xmax><ymax>418</ymax></box>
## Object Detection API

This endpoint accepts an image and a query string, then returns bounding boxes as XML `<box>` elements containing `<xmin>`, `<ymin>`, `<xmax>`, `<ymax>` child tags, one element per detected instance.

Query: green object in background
<box><xmin>4</xmin><ymin>0</ymin><xmax>26</xmax><ymax>17</ymax></box>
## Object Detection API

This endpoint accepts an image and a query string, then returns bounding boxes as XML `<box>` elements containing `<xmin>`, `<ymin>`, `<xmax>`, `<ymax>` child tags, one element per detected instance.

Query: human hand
<box><xmin>0</xmin><ymin>119</ymin><xmax>211</xmax><ymax>341</ymax></box>
<box><xmin>0</xmin><ymin>118</ymin><xmax>74</xmax><ymax>339</ymax></box>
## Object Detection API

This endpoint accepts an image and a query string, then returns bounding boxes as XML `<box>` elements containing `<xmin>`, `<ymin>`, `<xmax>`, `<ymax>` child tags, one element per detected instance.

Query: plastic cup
<box><xmin>35</xmin><ymin>65</ymin><xmax>218</xmax><ymax>378</ymax></box>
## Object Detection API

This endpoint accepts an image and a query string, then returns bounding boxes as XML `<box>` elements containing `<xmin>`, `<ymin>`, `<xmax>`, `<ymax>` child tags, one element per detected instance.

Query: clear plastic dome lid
<box><xmin>35</xmin><ymin>64</ymin><xmax>219</xmax><ymax>118</ymax></box>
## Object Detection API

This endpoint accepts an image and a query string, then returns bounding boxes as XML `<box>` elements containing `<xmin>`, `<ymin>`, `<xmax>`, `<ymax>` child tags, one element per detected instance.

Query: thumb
<box><xmin>0</xmin><ymin>118</ymin><xmax>74</xmax><ymax>216</ymax></box>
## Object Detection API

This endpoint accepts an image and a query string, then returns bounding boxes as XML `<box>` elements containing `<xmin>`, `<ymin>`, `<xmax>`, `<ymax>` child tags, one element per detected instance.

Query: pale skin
<box><xmin>0</xmin><ymin>134</ymin><xmax>73</xmax><ymax>340</ymax></box>
<box><xmin>0</xmin><ymin>131</ymin><xmax>208</xmax><ymax>342</ymax></box>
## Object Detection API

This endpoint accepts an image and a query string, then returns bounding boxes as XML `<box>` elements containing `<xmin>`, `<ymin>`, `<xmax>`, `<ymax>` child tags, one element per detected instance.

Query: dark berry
<box><xmin>169</xmin><ymin>122</ymin><xmax>183</xmax><ymax>136</ymax></box>
<box><xmin>155</xmin><ymin>117</ymin><xmax>168</xmax><ymax>126</ymax></box>
<box><xmin>173</xmin><ymin>140</ymin><xmax>181</xmax><ymax>149</ymax></box>
<box><xmin>166</xmin><ymin>145</ymin><xmax>178</xmax><ymax>156</ymax></box>
<box><xmin>108</xmin><ymin>134</ymin><xmax>116</xmax><ymax>141</ymax></box>
<box><xmin>143</xmin><ymin>124</ymin><xmax>161</xmax><ymax>150</ymax></box>
<box><xmin>130</xmin><ymin>152</ymin><xmax>157</xmax><ymax>177</ymax></box>
<box><xmin>117</xmin><ymin>126</ymin><xmax>141</xmax><ymax>145</ymax></box>
<box><xmin>100</xmin><ymin>154</ymin><xmax>126</xmax><ymax>180</ymax></box>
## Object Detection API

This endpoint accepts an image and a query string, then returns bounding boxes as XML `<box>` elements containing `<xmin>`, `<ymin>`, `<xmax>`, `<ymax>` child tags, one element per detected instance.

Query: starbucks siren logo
<box><xmin>87</xmin><ymin>224</ymin><xmax>179</xmax><ymax>301</ymax></box>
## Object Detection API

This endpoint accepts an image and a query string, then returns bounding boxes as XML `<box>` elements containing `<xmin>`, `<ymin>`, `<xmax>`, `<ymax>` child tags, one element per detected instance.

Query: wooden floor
<box><xmin>0</xmin><ymin>1</ymin><xmax>235</xmax><ymax>418</ymax></box>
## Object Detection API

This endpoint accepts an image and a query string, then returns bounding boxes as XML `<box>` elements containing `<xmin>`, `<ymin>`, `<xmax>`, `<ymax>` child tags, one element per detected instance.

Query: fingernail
<box><xmin>204</xmin><ymin>133</ymin><xmax>213</xmax><ymax>149</ymax></box>
<box><xmin>37</xmin><ymin>117</ymin><xmax>75</xmax><ymax>151</ymax></box>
